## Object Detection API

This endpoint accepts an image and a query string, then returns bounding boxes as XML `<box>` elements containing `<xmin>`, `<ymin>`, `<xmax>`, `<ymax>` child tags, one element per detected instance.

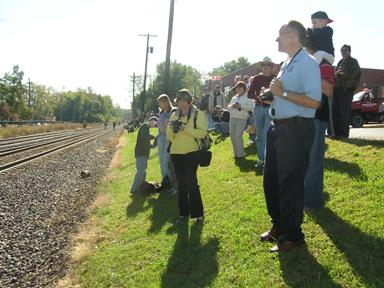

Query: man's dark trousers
<box><xmin>333</xmin><ymin>87</ymin><xmax>354</xmax><ymax>138</ymax></box>
<box><xmin>263</xmin><ymin>118</ymin><xmax>314</xmax><ymax>241</ymax></box>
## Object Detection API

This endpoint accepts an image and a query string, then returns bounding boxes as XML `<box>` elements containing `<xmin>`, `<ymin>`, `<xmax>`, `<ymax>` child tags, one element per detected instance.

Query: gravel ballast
<box><xmin>0</xmin><ymin>129</ymin><xmax>122</xmax><ymax>288</ymax></box>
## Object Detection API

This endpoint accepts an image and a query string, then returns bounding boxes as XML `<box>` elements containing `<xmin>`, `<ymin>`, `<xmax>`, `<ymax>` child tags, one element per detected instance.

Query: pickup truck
<box><xmin>350</xmin><ymin>89</ymin><xmax>384</xmax><ymax>128</ymax></box>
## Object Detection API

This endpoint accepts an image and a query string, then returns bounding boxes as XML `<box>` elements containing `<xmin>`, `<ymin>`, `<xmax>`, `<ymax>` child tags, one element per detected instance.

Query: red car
<box><xmin>350</xmin><ymin>89</ymin><xmax>384</xmax><ymax>128</ymax></box>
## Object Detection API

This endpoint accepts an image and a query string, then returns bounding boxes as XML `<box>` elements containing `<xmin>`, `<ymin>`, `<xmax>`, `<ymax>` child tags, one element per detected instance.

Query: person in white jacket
<box><xmin>227</xmin><ymin>81</ymin><xmax>255</xmax><ymax>158</ymax></box>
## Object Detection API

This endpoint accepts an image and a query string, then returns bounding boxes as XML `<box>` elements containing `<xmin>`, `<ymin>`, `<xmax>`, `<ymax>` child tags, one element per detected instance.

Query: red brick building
<box><xmin>206</xmin><ymin>62</ymin><xmax>384</xmax><ymax>98</ymax></box>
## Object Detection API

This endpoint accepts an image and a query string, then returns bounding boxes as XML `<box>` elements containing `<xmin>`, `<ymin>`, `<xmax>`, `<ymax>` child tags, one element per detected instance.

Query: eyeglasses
<box><xmin>341</xmin><ymin>49</ymin><xmax>349</xmax><ymax>52</ymax></box>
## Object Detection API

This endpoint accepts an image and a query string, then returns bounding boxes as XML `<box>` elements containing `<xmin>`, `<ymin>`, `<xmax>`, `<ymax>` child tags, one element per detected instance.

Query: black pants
<box><xmin>333</xmin><ymin>87</ymin><xmax>354</xmax><ymax>138</ymax></box>
<box><xmin>263</xmin><ymin>118</ymin><xmax>314</xmax><ymax>241</ymax></box>
<box><xmin>171</xmin><ymin>152</ymin><xmax>204</xmax><ymax>218</ymax></box>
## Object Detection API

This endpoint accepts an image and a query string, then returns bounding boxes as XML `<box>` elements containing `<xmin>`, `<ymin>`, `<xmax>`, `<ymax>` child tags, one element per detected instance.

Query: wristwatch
<box><xmin>282</xmin><ymin>91</ymin><xmax>288</xmax><ymax>97</ymax></box>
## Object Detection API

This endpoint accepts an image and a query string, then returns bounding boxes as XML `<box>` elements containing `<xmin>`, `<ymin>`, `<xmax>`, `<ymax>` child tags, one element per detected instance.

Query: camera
<box><xmin>260</xmin><ymin>90</ymin><xmax>274</xmax><ymax>101</ymax></box>
<box><xmin>171</xmin><ymin>120</ymin><xmax>184</xmax><ymax>133</ymax></box>
<box><xmin>234</xmin><ymin>102</ymin><xmax>241</xmax><ymax>111</ymax></box>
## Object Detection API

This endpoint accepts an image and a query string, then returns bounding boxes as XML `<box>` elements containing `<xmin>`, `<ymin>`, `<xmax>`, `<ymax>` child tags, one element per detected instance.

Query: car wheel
<box><xmin>351</xmin><ymin>113</ymin><xmax>364</xmax><ymax>128</ymax></box>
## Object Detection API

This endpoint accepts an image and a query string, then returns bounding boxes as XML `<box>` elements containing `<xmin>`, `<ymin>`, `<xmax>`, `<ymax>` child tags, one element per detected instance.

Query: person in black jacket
<box><xmin>307</xmin><ymin>11</ymin><xmax>335</xmax><ymax>65</ymax></box>
<box><xmin>130</xmin><ymin>116</ymin><xmax>158</xmax><ymax>194</ymax></box>
<box><xmin>333</xmin><ymin>44</ymin><xmax>361</xmax><ymax>138</ymax></box>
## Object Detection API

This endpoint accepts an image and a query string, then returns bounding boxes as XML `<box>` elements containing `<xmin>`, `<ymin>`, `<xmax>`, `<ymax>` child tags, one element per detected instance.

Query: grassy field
<box><xmin>0</xmin><ymin>123</ymin><xmax>87</xmax><ymax>138</ymax></box>
<box><xmin>70</xmin><ymin>129</ymin><xmax>384</xmax><ymax>288</ymax></box>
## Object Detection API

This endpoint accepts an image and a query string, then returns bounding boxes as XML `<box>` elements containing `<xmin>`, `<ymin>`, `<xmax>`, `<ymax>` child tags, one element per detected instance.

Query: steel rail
<box><xmin>0</xmin><ymin>129</ymin><xmax>99</xmax><ymax>156</ymax></box>
<box><xmin>0</xmin><ymin>130</ymin><xmax>113</xmax><ymax>173</ymax></box>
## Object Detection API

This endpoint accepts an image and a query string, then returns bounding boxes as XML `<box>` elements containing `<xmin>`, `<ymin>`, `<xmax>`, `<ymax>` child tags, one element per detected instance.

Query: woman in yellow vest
<box><xmin>166</xmin><ymin>89</ymin><xmax>208</xmax><ymax>222</ymax></box>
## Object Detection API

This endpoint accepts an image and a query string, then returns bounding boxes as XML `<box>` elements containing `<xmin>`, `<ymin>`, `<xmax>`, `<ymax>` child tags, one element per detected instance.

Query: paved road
<box><xmin>349</xmin><ymin>123</ymin><xmax>384</xmax><ymax>140</ymax></box>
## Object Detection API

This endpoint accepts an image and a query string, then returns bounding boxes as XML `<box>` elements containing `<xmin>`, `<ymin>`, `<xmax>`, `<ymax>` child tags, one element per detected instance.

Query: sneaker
<box><xmin>254</xmin><ymin>160</ymin><xmax>264</xmax><ymax>169</ymax></box>
<box><xmin>195</xmin><ymin>216</ymin><xmax>204</xmax><ymax>223</ymax></box>
<box><xmin>168</xmin><ymin>187</ymin><xmax>178</xmax><ymax>196</ymax></box>
<box><xmin>174</xmin><ymin>215</ymin><xmax>188</xmax><ymax>224</ymax></box>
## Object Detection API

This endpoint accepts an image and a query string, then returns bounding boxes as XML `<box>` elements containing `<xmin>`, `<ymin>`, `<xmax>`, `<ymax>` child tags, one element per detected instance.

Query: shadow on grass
<box><xmin>244</xmin><ymin>142</ymin><xmax>257</xmax><ymax>156</ymax></box>
<box><xmin>125</xmin><ymin>193</ymin><xmax>150</xmax><ymax>217</ymax></box>
<box><xmin>234</xmin><ymin>157</ymin><xmax>256</xmax><ymax>172</ymax></box>
<box><xmin>311</xmin><ymin>207</ymin><xmax>384</xmax><ymax>287</ymax></box>
<box><xmin>147</xmin><ymin>192</ymin><xmax>178</xmax><ymax>234</ymax></box>
<box><xmin>337</xmin><ymin>137</ymin><xmax>384</xmax><ymax>149</ymax></box>
<box><xmin>126</xmin><ymin>191</ymin><xmax>178</xmax><ymax>234</ymax></box>
<box><xmin>279</xmin><ymin>244</ymin><xmax>342</xmax><ymax>288</ymax></box>
<box><xmin>324</xmin><ymin>157</ymin><xmax>367</xmax><ymax>181</ymax></box>
<box><xmin>213</xmin><ymin>134</ymin><xmax>229</xmax><ymax>144</ymax></box>
<box><xmin>161</xmin><ymin>221</ymin><xmax>219</xmax><ymax>288</ymax></box>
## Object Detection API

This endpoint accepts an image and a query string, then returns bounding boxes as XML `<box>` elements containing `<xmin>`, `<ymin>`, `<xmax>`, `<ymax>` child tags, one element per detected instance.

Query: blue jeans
<box><xmin>157</xmin><ymin>133</ymin><xmax>170</xmax><ymax>181</ymax></box>
<box><xmin>130</xmin><ymin>156</ymin><xmax>147</xmax><ymax>193</ymax></box>
<box><xmin>254</xmin><ymin>105</ymin><xmax>271</xmax><ymax>161</ymax></box>
<box><xmin>304</xmin><ymin>120</ymin><xmax>328</xmax><ymax>209</ymax></box>
<box><xmin>207</xmin><ymin>112</ymin><xmax>214</xmax><ymax>129</ymax></box>
<box><xmin>214</xmin><ymin>122</ymin><xmax>229</xmax><ymax>135</ymax></box>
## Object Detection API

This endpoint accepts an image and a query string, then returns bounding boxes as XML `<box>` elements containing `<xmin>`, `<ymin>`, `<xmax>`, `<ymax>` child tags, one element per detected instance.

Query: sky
<box><xmin>1</xmin><ymin>0</ymin><xmax>383</xmax><ymax>109</ymax></box>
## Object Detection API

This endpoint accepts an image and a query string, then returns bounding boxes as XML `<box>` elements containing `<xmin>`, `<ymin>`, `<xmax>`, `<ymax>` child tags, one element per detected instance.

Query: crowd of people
<box><xmin>129</xmin><ymin>11</ymin><xmax>362</xmax><ymax>252</ymax></box>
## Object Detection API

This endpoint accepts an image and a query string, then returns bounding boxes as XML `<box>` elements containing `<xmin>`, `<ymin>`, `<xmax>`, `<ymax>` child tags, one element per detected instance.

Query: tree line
<box><xmin>0</xmin><ymin>57</ymin><xmax>250</xmax><ymax>122</ymax></box>
<box><xmin>0</xmin><ymin>65</ymin><xmax>126</xmax><ymax>123</ymax></box>
<box><xmin>130</xmin><ymin>57</ymin><xmax>250</xmax><ymax>119</ymax></box>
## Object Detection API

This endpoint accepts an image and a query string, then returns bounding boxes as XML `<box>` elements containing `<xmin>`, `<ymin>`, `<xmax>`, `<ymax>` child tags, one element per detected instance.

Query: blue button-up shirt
<box><xmin>270</xmin><ymin>49</ymin><xmax>321</xmax><ymax>120</ymax></box>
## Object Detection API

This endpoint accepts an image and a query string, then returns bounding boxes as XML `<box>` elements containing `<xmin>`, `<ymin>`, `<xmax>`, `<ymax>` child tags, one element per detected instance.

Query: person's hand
<box><xmin>269</xmin><ymin>79</ymin><xmax>284</xmax><ymax>97</ymax></box>
<box><xmin>259</xmin><ymin>87</ymin><xmax>272</xmax><ymax>104</ymax></box>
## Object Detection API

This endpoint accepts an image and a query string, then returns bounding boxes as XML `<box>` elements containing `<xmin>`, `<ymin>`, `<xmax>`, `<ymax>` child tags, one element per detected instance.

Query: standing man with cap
<box><xmin>260</xmin><ymin>21</ymin><xmax>321</xmax><ymax>252</ymax></box>
<box><xmin>333</xmin><ymin>44</ymin><xmax>361</xmax><ymax>139</ymax></box>
<box><xmin>248</xmin><ymin>57</ymin><xmax>276</xmax><ymax>169</ymax></box>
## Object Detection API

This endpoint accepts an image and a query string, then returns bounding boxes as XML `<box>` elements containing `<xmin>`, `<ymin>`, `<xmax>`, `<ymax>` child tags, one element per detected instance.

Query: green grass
<box><xmin>76</xmin><ymin>130</ymin><xmax>384</xmax><ymax>288</ymax></box>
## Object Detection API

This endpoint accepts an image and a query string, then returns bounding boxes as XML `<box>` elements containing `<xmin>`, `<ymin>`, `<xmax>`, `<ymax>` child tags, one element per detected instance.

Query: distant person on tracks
<box><xmin>130</xmin><ymin>116</ymin><xmax>158</xmax><ymax>194</ymax></box>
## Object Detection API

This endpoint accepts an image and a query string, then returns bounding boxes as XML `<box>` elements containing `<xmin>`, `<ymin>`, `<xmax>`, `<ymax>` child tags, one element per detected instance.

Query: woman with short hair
<box><xmin>227</xmin><ymin>81</ymin><xmax>255</xmax><ymax>158</ymax></box>
<box><xmin>166</xmin><ymin>89</ymin><xmax>207</xmax><ymax>222</ymax></box>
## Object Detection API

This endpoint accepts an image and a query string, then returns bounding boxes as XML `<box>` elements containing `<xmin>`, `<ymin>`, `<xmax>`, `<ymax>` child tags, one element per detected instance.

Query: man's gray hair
<box><xmin>287</xmin><ymin>20</ymin><xmax>307</xmax><ymax>45</ymax></box>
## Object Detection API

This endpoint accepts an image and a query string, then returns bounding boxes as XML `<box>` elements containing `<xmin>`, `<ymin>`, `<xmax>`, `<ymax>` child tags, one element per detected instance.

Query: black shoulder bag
<box><xmin>193</xmin><ymin>110</ymin><xmax>212</xmax><ymax>167</ymax></box>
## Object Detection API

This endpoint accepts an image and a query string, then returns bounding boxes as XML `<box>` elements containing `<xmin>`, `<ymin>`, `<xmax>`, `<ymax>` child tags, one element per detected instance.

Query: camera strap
<box><xmin>278</xmin><ymin>48</ymin><xmax>303</xmax><ymax>78</ymax></box>
<box><xmin>175</xmin><ymin>105</ymin><xmax>192</xmax><ymax>123</ymax></box>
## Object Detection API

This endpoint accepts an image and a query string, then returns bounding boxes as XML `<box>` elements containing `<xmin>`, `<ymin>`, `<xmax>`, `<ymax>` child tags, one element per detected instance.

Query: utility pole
<box><xmin>28</xmin><ymin>78</ymin><xmax>32</xmax><ymax>107</ymax></box>
<box><xmin>131</xmin><ymin>72</ymin><xmax>136</xmax><ymax>102</ymax></box>
<box><xmin>139</xmin><ymin>33</ymin><xmax>157</xmax><ymax>113</ymax></box>
<box><xmin>164</xmin><ymin>0</ymin><xmax>175</xmax><ymax>96</ymax></box>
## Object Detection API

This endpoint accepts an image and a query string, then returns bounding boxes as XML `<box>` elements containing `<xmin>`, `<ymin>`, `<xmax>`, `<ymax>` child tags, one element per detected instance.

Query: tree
<box><xmin>0</xmin><ymin>65</ymin><xmax>31</xmax><ymax>120</ymax></box>
<box><xmin>131</xmin><ymin>61</ymin><xmax>202</xmax><ymax>116</ymax></box>
<box><xmin>210</xmin><ymin>57</ymin><xmax>251</xmax><ymax>77</ymax></box>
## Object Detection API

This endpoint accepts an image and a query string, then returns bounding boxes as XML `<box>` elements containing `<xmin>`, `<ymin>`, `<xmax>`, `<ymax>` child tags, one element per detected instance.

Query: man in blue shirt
<box><xmin>259</xmin><ymin>20</ymin><xmax>321</xmax><ymax>252</ymax></box>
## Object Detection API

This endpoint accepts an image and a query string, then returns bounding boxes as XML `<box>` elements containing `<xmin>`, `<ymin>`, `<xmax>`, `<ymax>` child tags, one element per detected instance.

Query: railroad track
<box><xmin>0</xmin><ymin>126</ymin><xmax>100</xmax><ymax>147</ymax></box>
<box><xmin>0</xmin><ymin>128</ymin><xmax>102</xmax><ymax>155</ymax></box>
<box><xmin>0</xmin><ymin>128</ymin><xmax>114</xmax><ymax>173</ymax></box>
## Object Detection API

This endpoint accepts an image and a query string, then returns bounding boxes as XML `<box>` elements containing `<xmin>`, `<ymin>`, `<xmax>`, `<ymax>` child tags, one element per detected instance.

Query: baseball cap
<box><xmin>311</xmin><ymin>11</ymin><xmax>333</xmax><ymax>23</ymax></box>
<box><xmin>261</xmin><ymin>56</ymin><xmax>273</xmax><ymax>66</ymax></box>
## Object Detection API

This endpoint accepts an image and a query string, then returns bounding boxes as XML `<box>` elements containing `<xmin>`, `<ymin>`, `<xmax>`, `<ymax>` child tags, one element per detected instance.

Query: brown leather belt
<box><xmin>273</xmin><ymin>117</ymin><xmax>311</xmax><ymax>125</ymax></box>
